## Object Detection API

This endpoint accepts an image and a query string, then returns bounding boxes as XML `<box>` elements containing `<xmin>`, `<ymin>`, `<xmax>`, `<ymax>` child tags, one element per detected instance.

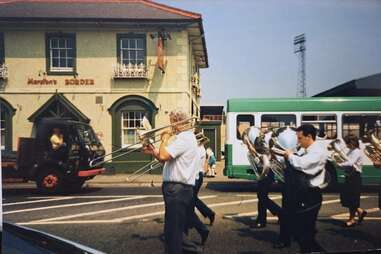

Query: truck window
<box><xmin>76</xmin><ymin>125</ymin><xmax>99</xmax><ymax>145</ymax></box>
<box><xmin>236</xmin><ymin>114</ymin><xmax>255</xmax><ymax>140</ymax></box>
<box><xmin>261</xmin><ymin>114</ymin><xmax>296</xmax><ymax>132</ymax></box>
<box><xmin>302</xmin><ymin>114</ymin><xmax>337</xmax><ymax>139</ymax></box>
<box><xmin>342</xmin><ymin>114</ymin><xmax>381</xmax><ymax>141</ymax></box>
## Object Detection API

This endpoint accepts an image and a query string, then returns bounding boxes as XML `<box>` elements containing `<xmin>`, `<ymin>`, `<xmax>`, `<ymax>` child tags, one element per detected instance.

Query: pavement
<box><xmin>2</xmin><ymin>160</ymin><xmax>248</xmax><ymax>189</ymax></box>
<box><xmin>87</xmin><ymin>161</ymin><xmax>241</xmax><ymax>187</ymax></box>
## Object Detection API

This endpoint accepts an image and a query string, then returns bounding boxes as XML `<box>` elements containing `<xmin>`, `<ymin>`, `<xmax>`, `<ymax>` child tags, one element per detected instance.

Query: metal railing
<box><xmin>0</xmin><ymin>63</ymin><xmax>7</xmax><ymax>79</ymax></box>
<box><xmin>113</xmin><ymin>63</ymin><xmax>147</xmax><ymax>79</ymax></box>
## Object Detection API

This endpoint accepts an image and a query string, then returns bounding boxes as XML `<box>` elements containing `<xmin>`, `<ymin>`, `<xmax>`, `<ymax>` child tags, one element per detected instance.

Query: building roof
<box><xmin>314</xmin><ymin>73</ymin><xmax>381</xmax><ymax>97</ymax></box>
<box><xmin>200</xmin><ymin>105</ymin><xmax>224</xmax><ymax>115</ymax></box>
<box><xmin>0</xmin><ymin>0</ymin><xmax>208</xmax><ymax>67</ymax></box>
<box><xmin>227</xmin><ymin>97</ymin><xmax>381</xmax><ymax>112</ymax></box>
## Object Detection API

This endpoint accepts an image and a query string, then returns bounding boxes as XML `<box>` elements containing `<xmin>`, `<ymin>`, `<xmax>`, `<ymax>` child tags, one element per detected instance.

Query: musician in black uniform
<box><xmin>283</xmin><ymin>124</ymin><xmax>327</xmax><ymax>253</ymax></box>
<box><xmin>254</xmin><ymin>170</ymin><xmax>281</xmax><ymax>228</ymax></box>
<box><xmin>374</xmin><ymin>160</ymin><xmax>381</xmax><ymax>209</ymax></box>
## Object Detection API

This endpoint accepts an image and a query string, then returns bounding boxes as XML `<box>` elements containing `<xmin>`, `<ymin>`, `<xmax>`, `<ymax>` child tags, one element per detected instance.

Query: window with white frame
<box><xmin>236</xmin><ymin>114</ymin><xmax>255</xmax><ymax>140</ymax></box>
<box><xmin>342</xmin><ymin>114</ymin><xmax>381</xmax><ymax>141</ymax></box>
<box><xmin>1</xmin><ymin>107</ymin><xmax>6</xmax><ymax>150</ymax></box>
<box><xmin>118</xmin><ymin>35</ymin><xmax>146</xmax><ymax>65</ymax></box>
<box><xmin>302</xmin><ymin>114</ymin><xmax>337</xmax><ymax>139</ymax></box>
<box><xmin>0</xmin><ymin>32</ymin><xmax>4</xmax><ymax>64</ymax></box>
<box><xmin>121</xmin><ymin>111</ymin><xmax>145</xmax><ymax>147</ymax></box>
<box><xmin>261</xmin><ymin>114</ymin><xmax>296</xmax><ymax>132</ymax></box>
<box><xmin>46</xmin><ymin>34</ymin><xmax>75</xmax><ymax>73</ymax></box>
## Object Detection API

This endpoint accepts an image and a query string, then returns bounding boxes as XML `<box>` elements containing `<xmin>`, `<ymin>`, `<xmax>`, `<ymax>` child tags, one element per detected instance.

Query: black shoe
<box><xmin>200</xmin><ymin>230</ymin><xmax>209</xmax><ymax>245</ymax></box>
<box><xmin>273</xmin><ymin>241</ymin><xmax>291</xmax><ymax>249</ymax></box>
<box><xmin>358</xmin><ymin>210</ymin><xmax>367</xmax><ymax>224</ymax></box>
<box><xmin>209</xmin><ymin>213</ymin><xmax>215</xmax><ymax>226</ymax></box>
<box><xmin>251</xmin><ymin>222</ymin><xmax>266</xmax><ymax>228</ymax></box>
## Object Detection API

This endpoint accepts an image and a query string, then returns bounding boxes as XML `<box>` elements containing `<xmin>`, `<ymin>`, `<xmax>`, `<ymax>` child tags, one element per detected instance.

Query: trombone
<box><xmin>126</xmin><ymin>131</ymin><xmax>209</xmax><ymax>182</ymax></box>
<box><xmin>89</xmin><ymin>117</ymin><xmax>198</xmax><ymax>168</ymax></box>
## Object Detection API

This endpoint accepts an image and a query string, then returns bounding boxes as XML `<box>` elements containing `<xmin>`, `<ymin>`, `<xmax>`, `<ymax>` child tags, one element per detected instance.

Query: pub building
<box><xmin>0</xmin><ymin>0</ymin><xmax>208</xmax><ymax>171</ymax></box>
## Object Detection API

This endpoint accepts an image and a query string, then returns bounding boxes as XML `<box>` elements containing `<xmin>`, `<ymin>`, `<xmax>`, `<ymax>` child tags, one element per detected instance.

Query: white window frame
<box><xmin>49</xmin><ymin>37</ymin><xmax>75</xmax><ymax>72</ymax></box>
<box><xmin>121</xmin><ymin>111</ymin><xmax>145</xmax><ymax>148</ymax></box>
<box><xmin>119</xmin><ymin>37</ymin><xmax>145</xmax><ymax>66</ymax></box>
<box><xmin>301</xmin><ymin>113</ymin><xmax>338</xmax><ymax>139</ymax></box>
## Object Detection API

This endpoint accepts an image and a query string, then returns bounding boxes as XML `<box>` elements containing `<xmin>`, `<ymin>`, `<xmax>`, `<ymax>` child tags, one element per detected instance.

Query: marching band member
<box><xmin>283</xmin><ymin>124</ymin><xmax>327</xmax><ymax>253</ymax></box>
<box><xmin>185</xmin><ymin>128</ymin><xmax>213</xmax><ymax>246</ymax></box>
<box><xmin>254</xmin><ymin>168</ymin><xmax>281</xmax><ymax>228</ymax></box>
<box><xmin>194</xmin><ymin>128</ymin><xmax>216</xmax><ymax>226</ymax></box>
<box><xmin>338</xmin><ymin>134</ymin><xmax>367</xmax><ymax>227</ymax></box>
<box><xmin>373</xmin><ymin>160</ymin><xmax>381</xmax><ymax>209</ymax></box>
<box><xmin>143</xmin><ymin>110</ymin><xmax>198</xmax><ymax>254</ymax></box>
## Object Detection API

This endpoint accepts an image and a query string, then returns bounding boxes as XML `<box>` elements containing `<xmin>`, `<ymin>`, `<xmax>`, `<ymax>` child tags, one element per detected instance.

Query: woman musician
<box><xmin>338</xmin><ymin>134</ymin><xmax>367</xmax><ymax>227</ymax></box>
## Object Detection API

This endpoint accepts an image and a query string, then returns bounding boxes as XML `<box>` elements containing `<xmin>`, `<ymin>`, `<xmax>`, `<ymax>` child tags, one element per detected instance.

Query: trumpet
<box><xmin>364</xmin><ymin>130</ymin><xmax>381</xmax><ymax>164</ymax></box>
<box><xmin>89</xmin><ymin>117</ymin><xmax>198</xmax><ymax>168</ymax></box>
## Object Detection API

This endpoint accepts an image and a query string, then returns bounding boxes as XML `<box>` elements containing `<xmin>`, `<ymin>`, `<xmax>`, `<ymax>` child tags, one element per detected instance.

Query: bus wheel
<box><xmin>37</xmin><ymin>169</ymin><xmax>64</xmax><ymax>194</ymax></box>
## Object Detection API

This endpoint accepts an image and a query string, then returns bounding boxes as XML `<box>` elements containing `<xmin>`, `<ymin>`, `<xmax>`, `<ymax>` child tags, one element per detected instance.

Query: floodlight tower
<box><xmin>294</xmin><ymin>34</ymin><xmax>306</xmax><ymax>97</ymax></box>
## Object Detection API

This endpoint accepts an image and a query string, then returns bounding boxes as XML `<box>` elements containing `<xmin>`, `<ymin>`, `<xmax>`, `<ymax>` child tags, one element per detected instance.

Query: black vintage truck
<box><xmin>2</xmin><ymin>118</ymin><xmax>106</xmax><ymax>193</ymax></box>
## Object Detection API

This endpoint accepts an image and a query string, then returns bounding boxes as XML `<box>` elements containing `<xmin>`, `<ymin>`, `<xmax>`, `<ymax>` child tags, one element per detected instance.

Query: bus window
<box><xmin>260</xmin><ymin>114</ymin><xmax>296</xmax><ymax>132</ymax></box>
<box><xmin>236</xmin><ymin>114</ymin><xmax>255</xmax><ymax>139</ymax></box>
<box><xmin>342</xmin><ymin>114</ymin><xmax>381</xmax><ymax>141</ymax></box>
<box><xmin>301</xmin><ymin>114</ymin><xmax>337</xmax><ymax>139</ymax></box>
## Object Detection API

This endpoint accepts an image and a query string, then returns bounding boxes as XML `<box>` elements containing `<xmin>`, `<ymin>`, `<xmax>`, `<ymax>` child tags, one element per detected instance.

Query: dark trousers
<box><xmin>294</xmin><ymin>188</ymin><xmax>324</xmax><ymax>253</ymax></box>
<box><xmin>195</xmin><ymin>172</ymin><xmax>215</xmax><ymax>219</ymax></box>
<box><xmin>162</xmin><ymin>182</ymin><xmax>193</xmax><ymax>254</ymax></box>
<box><xmin>278</xmin><ymin>166</ymin><xmax>295</xmax><ymax>245</ymax></box>
<box><xmin>256</xmin><ymin>174</ymin><xmax>281</xmax><ymax>224</ymax></box>
<box><xmin>186</xmin><ymin>173</ymin><xmax>209</xmax><ymax>236</ymax></box>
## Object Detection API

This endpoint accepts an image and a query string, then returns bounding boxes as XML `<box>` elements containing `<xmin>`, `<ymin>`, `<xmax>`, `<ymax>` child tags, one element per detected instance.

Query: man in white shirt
<box><xmin>283</xmin><ymin>124</ymin><xmax>327</xmax><ymax>253</ymax></box>
<box><xmin>143</xmin><ymin>110</ymin><xmax>198</xmax><ymax>254</ymax></box>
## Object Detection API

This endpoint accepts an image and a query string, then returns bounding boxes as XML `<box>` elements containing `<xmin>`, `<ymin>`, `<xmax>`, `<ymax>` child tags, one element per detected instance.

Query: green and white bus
<box><xmin>224</xmin><ymin>97</ymin><xmax>381</xmax><ymax>185</ymax></box>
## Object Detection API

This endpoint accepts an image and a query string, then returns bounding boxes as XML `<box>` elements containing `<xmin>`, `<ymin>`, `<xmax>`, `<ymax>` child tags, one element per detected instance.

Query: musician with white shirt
<box><xmin>338</xmin><ymin>134</ymin><xmax>367</xmax><ymax>227</ymax></box>
<box><xmin>143</xmin><ymin>110</ymin><xmax>198</xmax><ymax>254</ymax></box>
<box><xmin>284</xmin><ymin>124</ymin><xmax>327</xmax><ymax>253</ymax></box>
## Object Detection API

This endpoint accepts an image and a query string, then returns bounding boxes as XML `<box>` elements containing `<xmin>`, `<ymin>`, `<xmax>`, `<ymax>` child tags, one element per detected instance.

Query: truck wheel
<box><xmin>37</xmin><ymin>169</ymin><xmax>64</xmax><ymax>194</ymax></box>
<box><xmin>64</xmin><ymin>179</ymin><xmax>85</xmax><ymax>193</ymax></box>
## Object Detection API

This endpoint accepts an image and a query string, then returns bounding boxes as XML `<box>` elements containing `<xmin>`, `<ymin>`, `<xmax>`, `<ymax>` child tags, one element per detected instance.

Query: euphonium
<box><xmin>364</xmin><ymin>130</ymin><xmax>381</xmax><ymax>164</ymax></box>
<box><xmin>268</xmin><ymin>126</ymin><xmax>298</xmax><ymax>183</ymax></box>
<box><xmin>327</xmin><ymin>139</ymin><xmax>347</xmax><ymax>164</ymax></box>
<box><xmin>327</xmin><ymin>139</ymin><xmax>360</xmax><ymax>173</ymax></box>
<box><xmin>241</xmin><ymin>127</ymin><xmax>271</xmax><ymax>180</ymax></box>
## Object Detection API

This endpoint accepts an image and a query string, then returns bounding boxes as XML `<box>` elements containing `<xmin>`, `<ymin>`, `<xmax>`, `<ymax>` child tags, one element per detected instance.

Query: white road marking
<box><xmin>4</xmin><ymin>197</ymin><xmax>74</xmax><ymax>206</ymax></box>
<box><xmin>223</xmin><ymin>197</ymin><xmax>371</xmax><ymax>219</ymax></box>
<box><xmin>4</xmin><ymin>196</ymin><xmax>149</xmax><ymax>215</ymax></box>
<box><xmin>28</xmin><ymin>195</ymin><xmax>164</xmax><ymax>199</ymax></box>
<box><xmin>20</xmin><ymin>195</ymin><xmax>274</xmax><ymax>225</ymax></box>
<box><xmin>209</xmin><ymin>195</ymin><xmax>281</xmax><ymax>209</ymax></box>
<box><xmin>32</xmin><ymin>195</ymin><xmax>217</xmax><ymax>223</ymax></box>
<box><xmin>331</xmin><ymin>207</ymin><xmax>380</xmax><ymax>219</ymax></box>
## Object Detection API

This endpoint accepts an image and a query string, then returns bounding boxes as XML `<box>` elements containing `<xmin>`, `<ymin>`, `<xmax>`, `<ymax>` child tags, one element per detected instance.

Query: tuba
<box><xmin>241</xmin><ymin>127</ymin><xmax>272</xmax><ymax>180</ymax></box>
<box><xmin>268</xmin><ymin>126</ymin><xmax>299</xmax><ymax>183</ymax></box>
<box><xmin>364</xmin><ymin>130</ymin><xmax>381</xmax><ymax>164</ymax></box>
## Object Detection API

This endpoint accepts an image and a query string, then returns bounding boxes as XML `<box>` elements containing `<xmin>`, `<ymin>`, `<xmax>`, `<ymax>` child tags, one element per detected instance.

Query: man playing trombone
<box><xmin>143</xmin><ymin>110</ymin><xmax>199</xmax><ymax>254</ymax></box>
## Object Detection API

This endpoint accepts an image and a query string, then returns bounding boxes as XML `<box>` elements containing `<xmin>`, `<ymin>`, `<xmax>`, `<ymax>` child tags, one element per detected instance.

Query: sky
<box><xmin>157</xmin><ymin>0</ymin><xmax>381</xmax><ymax>106</ymax></box>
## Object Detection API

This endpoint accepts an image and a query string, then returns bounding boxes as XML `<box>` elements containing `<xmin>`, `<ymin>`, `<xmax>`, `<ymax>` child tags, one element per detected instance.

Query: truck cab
<box><xmin>14</xmin><ymin>118</ymin><xmax>105</xmax><ymax>193</ymax></box>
